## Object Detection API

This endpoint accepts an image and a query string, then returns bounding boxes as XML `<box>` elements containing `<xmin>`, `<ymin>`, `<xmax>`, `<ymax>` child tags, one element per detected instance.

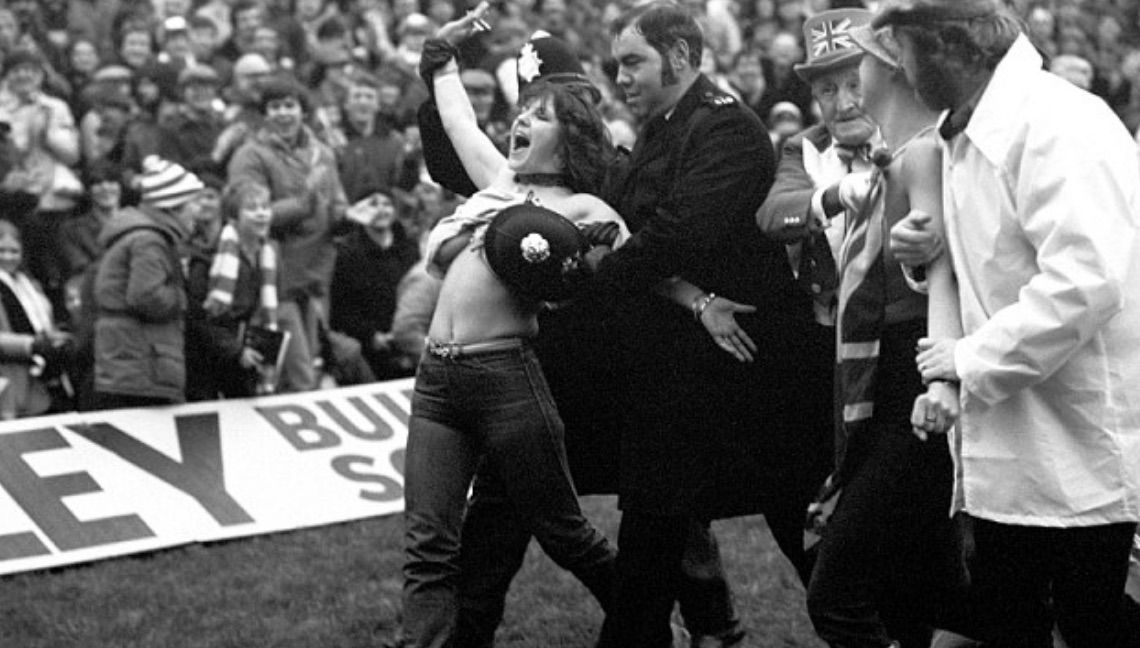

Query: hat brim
<box><xmin>794</xmin><ymin>48</ymin><xmax>864</xmax><ymax>82</ymax></box>
<box><xmin>849</xmin><ymin>24</ymin><xmax>899</xmax><ymax>69</ymax></box>
<box><xmin>871</xmin><ymin>0</ymin><xmax>998</xmax><ymax>29</ymax></box>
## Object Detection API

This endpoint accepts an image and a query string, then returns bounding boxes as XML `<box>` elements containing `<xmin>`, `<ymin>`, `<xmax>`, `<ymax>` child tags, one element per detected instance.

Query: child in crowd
<box><xmin>185</xmin><ymin>178</ymin><xmax>282</xmax><ymax>400</ymax></box>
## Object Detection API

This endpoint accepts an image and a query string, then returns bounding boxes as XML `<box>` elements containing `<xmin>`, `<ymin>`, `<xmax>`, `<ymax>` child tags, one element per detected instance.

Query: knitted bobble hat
<box><xmin>138</xmin><ymin>156</ymin><xmax>205</xmax><ymax>210</ymax></box>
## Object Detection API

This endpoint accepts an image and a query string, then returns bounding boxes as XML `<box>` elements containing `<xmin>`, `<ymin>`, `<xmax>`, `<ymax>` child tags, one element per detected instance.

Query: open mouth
<box><xmin>511</xmin><ymin>130</ymin><xmax>531</xmax><ymax>153</ymax></box>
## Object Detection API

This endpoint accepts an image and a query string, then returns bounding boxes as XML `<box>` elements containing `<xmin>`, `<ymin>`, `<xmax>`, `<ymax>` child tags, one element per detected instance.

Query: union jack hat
<box><xmin>793</xmin><ymin>9</ymin><xmax>873</xmax><ymax>82</ymax></box>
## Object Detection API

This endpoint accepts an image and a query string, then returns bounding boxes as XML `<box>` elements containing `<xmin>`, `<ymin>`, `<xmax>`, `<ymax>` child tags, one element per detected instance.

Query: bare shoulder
<box><xmin>902</xmin><ymin>133</ymin><xmax>941</xmax><ymax>170</ymax></box>
<box><xmin>544</xmin><ymin>192</ymin><xmax>619</xmax><ymax>224</ymax></box>
<box><xmin>899</xmin><ymin>132</ymin><xmax>942</xmax><ymax>186</ymax></box>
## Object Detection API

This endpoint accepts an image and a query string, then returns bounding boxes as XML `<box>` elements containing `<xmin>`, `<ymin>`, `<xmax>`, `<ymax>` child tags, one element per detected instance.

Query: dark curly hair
<box><xmin>518</xmin><ymin>78</ymin><xmax>615</xmax><ymax>196</ymax></box>
<box><xmin>258</xmin><ymin>74</ymin><xmax>313</xmax><ymax>115</ymax></box>
<box><xmin>610</xmin><ymin>1</ymin><xmax>703</xmax><ymax>69</ymax></box>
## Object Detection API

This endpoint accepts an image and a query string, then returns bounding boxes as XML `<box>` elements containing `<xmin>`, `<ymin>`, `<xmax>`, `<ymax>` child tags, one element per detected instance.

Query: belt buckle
<box><xmin>430</xmin><ymin>341</ymin><xmax>459</xmax><ymax>359</ymax></box>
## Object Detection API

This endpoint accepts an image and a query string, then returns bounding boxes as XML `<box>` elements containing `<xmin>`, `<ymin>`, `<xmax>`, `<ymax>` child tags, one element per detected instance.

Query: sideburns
<box><xmin>660</xmin><ymin>62</ymin><xmax>678</xmax><ymax>87</ymax></box>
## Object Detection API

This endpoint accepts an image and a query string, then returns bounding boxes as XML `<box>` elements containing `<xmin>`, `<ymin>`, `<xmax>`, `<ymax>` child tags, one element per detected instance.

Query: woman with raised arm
<box><xmin>414</xmin><ymin>5</ymin><xmax>766</xmax><ymax>644</ymax></box>
<box><xmin>399</xmin><ymin>7</ymin><xmax>623</xmax><ymax>647</ymax></box>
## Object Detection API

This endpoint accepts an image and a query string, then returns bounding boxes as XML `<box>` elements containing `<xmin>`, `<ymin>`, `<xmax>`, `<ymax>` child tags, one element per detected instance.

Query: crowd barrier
<box><xmin>0</xmin><ymin>379</ymin><xmax>413</xmax><ymax>576</ymax></box>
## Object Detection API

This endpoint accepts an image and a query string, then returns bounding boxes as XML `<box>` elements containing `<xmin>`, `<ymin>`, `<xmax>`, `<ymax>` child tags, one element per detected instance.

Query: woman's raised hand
<box><xmin>436</xmin><ymin>1</ymin><xmax>491</xmax><ymax>46</ymax></box>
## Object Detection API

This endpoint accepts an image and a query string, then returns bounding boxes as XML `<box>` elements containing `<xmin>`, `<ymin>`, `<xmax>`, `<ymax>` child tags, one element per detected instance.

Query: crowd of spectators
<box><xmin>0</xmin><ymin>0</ymin><xmax>1138</xmax><ymax>418</ymax></box>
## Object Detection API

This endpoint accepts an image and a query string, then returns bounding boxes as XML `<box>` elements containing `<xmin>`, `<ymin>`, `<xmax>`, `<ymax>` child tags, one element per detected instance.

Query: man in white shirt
<box><xmin>883</xmin><ymin>1</ymin><xmax>1140</xmax><ymax>646</ymax></box>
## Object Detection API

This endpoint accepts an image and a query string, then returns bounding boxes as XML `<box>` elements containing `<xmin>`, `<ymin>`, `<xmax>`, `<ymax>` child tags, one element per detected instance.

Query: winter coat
<box><xmin>594</xmin><ymin>75</ymin><xmax>817</xmax><ymax>519</ymax></box>
<box><xmin>228</xmin><ymin>125</ymin><xmax>348</xmax><ymax>301</ymax></box>
<box><xmin>329</xmin><ymin>223</ymin><xmax>420</xmax><ymax>380</ymax></box>
<box><xmin>184</xmin><ymin>237</ymin><xmax>280</xmax><ymax>400</ymax></box>
<box><xmin>92</xmin><ymin>205</ymin><xmax>189</xmax><ymax>403</ymax></box>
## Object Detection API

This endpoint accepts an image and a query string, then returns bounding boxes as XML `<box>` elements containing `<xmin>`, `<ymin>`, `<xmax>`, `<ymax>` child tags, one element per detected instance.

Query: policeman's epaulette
<box><xmin>701</xmin><ymin>91</ymin><xmax>736</xmax><ymax>107</ymax></box>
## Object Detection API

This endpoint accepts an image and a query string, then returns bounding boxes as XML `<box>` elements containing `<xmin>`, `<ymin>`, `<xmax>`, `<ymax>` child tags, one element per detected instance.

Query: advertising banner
<box><xmin>0</xmin><ymin>380</ymin><xmax>413</xmax><ymax>576</ymax></box>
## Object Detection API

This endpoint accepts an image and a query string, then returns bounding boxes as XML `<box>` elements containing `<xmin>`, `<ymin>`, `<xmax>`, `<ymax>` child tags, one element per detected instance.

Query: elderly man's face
<box><xmin>810</xmin><ymin>64</ymin><xmax>875</xmax><ymax>147</ymax></box>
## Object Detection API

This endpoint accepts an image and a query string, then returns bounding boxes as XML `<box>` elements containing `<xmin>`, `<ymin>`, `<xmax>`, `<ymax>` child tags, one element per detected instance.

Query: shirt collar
<box><xmin>938</xmin><ymin>79</ymin><xmax>987</xmax><ymax>141</ymax></box>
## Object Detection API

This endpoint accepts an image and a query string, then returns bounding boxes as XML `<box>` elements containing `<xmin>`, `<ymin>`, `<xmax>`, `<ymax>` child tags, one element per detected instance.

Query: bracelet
<box><xmin>691</xmin><ymin>292</ymin><xmax>717</xmax><ymax>321</ymax></box>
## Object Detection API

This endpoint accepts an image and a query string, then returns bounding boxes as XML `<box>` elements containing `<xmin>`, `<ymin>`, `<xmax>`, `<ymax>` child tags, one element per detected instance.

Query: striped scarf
<box><xmin>805</xmin><ymin>164</ymin><xmax>887</xmax><ymax>549</ymax></box>
<box><xmin>206</xmin><ymin>224</ymin><xmax>279</xmax><ymax>330</ymax></box>
<box><xmin>833</xmin><ymin>164</ymin><xmax>888</xmax><ymax>480</ymax></box>
<box><xmin>0</xmin><ymin>269</ymin><xmax>55</xmax><ymax>335</ymax></box>
<box><xmin>804</xmin><ymin>127</ymin><xmax>936</xmax><ymax>549</ymax></box>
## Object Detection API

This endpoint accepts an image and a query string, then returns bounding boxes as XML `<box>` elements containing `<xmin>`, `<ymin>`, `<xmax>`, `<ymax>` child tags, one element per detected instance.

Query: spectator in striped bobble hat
<box><xmin>90</xmin><ymin>155</ymin><xmax>204</xmax><ymax>410</ymax></box>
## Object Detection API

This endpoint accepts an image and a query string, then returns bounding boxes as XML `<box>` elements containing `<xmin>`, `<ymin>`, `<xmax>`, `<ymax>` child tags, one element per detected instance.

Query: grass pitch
<box><xmin>1</xmin><ymin>496</ymin><xmax>823</xmax><ymax>648</ymax></box>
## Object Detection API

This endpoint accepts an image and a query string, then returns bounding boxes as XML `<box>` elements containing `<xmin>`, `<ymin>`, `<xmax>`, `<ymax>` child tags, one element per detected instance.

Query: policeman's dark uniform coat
<box><xmin>756</xmin><ymin>122</ymin><xmax>847</xmax><ymax>478</ymax></box>
<box><xmin>595</xmin><ymin>74</ymin><xmax>818</xmax><ymax>530</ymax></box>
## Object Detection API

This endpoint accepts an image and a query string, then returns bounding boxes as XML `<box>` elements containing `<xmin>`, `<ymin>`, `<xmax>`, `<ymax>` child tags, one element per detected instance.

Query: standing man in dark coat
<box><xmin>591</xmin><ymin>3</ymin><xmax>824</xmax><ymax>646</ymax></box>
<box><xmin>754</xmin><ymin>4</ymin><xmax>881</xmax><ymax>559</ymax></box>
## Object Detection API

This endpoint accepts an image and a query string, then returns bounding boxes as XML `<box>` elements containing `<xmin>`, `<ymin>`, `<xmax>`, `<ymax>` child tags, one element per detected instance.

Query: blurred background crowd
<box><xmin>0</xmin><ymin>0</ymin><xmax>1137</xmax><ymax>419</ymax></box>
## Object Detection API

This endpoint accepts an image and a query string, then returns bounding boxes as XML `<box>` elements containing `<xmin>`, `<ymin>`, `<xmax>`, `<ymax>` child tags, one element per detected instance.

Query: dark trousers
<box><xmin>596</xmin><ymin>511</ymin><xmax>700</xmax><ymax>648</ymax></box>
<box><xmin>806</xmin><ymin>426</ymin><xmax>961</xmax><ymax>648</ymax></box>
<box><xmin>966</xmin><ymin>517</ymin><xmax>1137</xmax><ymax>648</ymax></box>
<box><xmin>807</xmin><ymin>318</ymin><xmax>966</xmax><ymax>648</ymax></box>
<box><xmin>455</xmin><ymin>472</ymin><xmax>742</xmax><ymax>648</ymax></box>
<box><xmin>595</xmin><ymin>502</ymin><xmax>814</xmax><ymax>648</ymax></box>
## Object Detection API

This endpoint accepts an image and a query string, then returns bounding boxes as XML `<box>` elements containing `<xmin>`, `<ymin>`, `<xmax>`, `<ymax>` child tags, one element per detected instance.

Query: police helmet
<box><xmin>483</xmin><ymin>202</ymin><xmax>588</xmax><ymax>302</ymax></box>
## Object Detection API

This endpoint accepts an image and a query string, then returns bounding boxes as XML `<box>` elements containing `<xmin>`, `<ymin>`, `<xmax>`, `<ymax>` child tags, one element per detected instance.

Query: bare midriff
<box><xmin>427</xmin><ymin>243</ymin><xmax>539</xmax><ymax>344</ymax></box>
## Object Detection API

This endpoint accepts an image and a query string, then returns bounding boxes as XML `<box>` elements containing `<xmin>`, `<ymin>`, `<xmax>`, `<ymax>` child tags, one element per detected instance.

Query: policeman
<box><xmin>590</xmin><ymin>3</ymin><xmax>822</xmax><ymax>646</ymax></box>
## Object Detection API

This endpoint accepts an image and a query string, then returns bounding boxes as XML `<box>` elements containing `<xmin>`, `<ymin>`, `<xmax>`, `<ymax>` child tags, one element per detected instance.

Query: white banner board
<box><xmin>0</xmin><ymin>379</ymin><xmax>413</xmax><ymax>576</ymax></box>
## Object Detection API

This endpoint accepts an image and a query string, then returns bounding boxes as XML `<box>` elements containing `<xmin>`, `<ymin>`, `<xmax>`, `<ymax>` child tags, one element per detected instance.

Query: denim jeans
<box><xmin>401</xmin><ymin>343</ymin><xmax>615</xmax><ymax>648</ymax></box>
